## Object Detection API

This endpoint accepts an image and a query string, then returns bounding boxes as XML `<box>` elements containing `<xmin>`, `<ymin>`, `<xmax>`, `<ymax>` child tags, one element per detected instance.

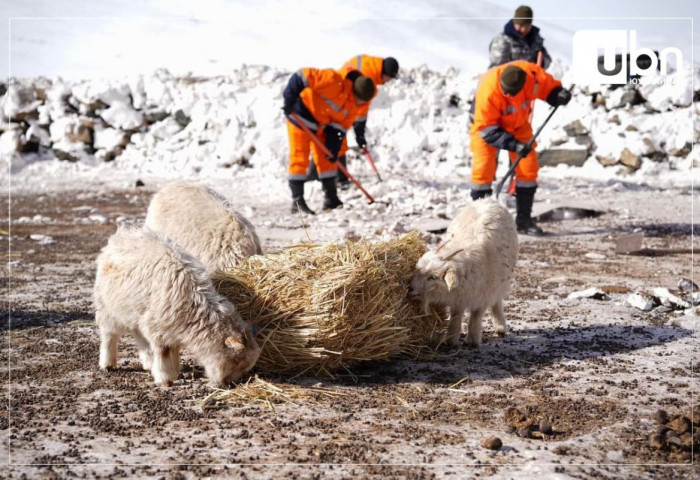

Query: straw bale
<box><xmin>213</xmin><ymin>231</ymin><xmax>446</xmax><ymax>376</ymax></box>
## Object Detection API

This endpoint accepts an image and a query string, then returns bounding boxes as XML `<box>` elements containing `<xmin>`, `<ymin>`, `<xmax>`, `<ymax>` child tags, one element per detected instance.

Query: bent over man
<box><xmin>335</xmin><ymin>55</ymin><xmax>399</xmax><ymax>188</ymax></box>
<box><xmin>469</xmin><ymin>60</ymin><xmax>571</xmax><ymax>236</ymax></box>
<box><xmin>282</xmin><ymin>68</ymin><xmax>375</xmax><ymax>214</ymax></box>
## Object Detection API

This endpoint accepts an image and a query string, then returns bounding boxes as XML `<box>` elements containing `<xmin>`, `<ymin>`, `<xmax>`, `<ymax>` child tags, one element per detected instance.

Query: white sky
<box><xmin>0</xmin><ymin>0</ymin><xmax>697</xmax><ymax>80</ymax></box>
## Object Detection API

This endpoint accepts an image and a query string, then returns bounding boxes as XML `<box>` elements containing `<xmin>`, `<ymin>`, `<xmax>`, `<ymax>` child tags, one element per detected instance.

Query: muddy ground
<box><xmin>1</xmin><ymin>179</ymin><xmax>698</xmax><ymax>479</ymax></box>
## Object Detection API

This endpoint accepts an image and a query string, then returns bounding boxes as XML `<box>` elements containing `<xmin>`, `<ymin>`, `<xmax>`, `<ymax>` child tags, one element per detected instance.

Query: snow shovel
<box><xmin>615</xmin><ymin>233</ymin><xmax>694</xmax><ymax>256</ymax></box>
<box><xmin>362</xmin><ymin>147</ymin><xmax>383</xmax><ymax>182</ymax></box>
<box><xmin>494</xmin><ymin>100</ymin><xmax>563</xmax><ymax>199</ymax></box>
<box><xmin>290</xmin><ymin>113</ymin><xmax>375</xmax><ymax>204</ymax></box>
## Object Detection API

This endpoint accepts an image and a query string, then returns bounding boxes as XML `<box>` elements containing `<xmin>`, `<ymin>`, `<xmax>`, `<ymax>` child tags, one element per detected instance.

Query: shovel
<box><xmin>290</xmin><ymin>113</ymin><xmax>375</xmax><ymax>204</ymax></box>
<box><xmin>615</xmin><ymin>233</ymin><xmax>694</xmax><ymax>256</ymax></box>
<box><xmin>362</xmin><ymin>147</ymin><xmax>383</xmax><ymax>182</ymax></box>
<box><xmin>495</xmin><ymin>83</ymin><xmax>574</xmax><ymax>198</ymax></box>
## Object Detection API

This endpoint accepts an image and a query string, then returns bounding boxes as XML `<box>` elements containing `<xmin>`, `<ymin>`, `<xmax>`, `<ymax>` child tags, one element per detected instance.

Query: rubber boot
<box><xmin>289</xmin><ymin>180</ymin><xmax>315</xmax><ymax>215</ymax></box>
<box><xmin>515</xmin><ymin>186</ymin><xmax>544</xmax><ymax>236</ymax></box>
<box><xmin>470</xmin><ymin>188</ymin><xmax>493</xmax><ymax>201</ymax></box>
<box><xmin>321</xmin><ymin>177</ymin><xmax>343</xmax><ymax>211</ymax></box>
<box><xmin>336</xmin><ymin>156</ymin><xmax>351</xmax><ymax>190</ymax></box>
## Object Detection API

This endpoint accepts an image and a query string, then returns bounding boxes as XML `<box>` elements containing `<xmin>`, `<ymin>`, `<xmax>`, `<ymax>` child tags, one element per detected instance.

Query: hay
<box><xmin>213</xmin><ymin>231</ymin><xmax>446</xmax><ymax>376</ymax></box>
<box><xmin>200</xmin><ymin>376</ymin><xmax>347</xmax><ymax>410</ymax></box>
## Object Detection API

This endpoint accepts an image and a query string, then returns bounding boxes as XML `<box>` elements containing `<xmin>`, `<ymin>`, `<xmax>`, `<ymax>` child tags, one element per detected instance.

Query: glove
<box><xmin>353</xmin><ymin>120</ymin><xmax>367</xmax><ymax>149</ymax></box>
<box><xmin>324</xmin><ymin>125</ymin><xmax>343</xmax><ymax>161</ymax></box>
<box><xmin>514</xmin><ymin>142</ymin><xmax>532</xmax><ymax>157</ymax></box>
<box><xmin>355</xmin><ymin>132</ymin><xmax>367</xmax><ymax>149</ymax></box>
<box><xmin>282</xmin><ymin>102</ymin><xmax>293</xmax><ymax>115</ymax></box>
<box><xmin>547</xmin><ymin>86</ymin><xmax>572</xmax><ymax>107</ymax></box>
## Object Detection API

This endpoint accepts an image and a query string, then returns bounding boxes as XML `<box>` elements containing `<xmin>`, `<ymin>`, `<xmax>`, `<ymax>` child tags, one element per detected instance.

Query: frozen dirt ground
<box><xmin>1</xmin><ymin>177</ymin><xmax>698</xmax><ymax>479</ymax></box>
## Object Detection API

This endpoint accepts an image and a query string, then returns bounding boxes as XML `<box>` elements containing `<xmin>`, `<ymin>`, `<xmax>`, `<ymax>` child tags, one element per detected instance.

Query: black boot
<box><xmin>321</xmin><ymin>177</ymin><xmax>343</xmax><ymax>211</ymax></box>
<box><xmin>336</xmin><ymin>156</ymin><xmax>351</xmax><ymax>190</ymax></box>
<box><xmin>470</xmin><ymin>188</ymin><xmax>493</xmax><ymax>201</ymax></box>
<box><xmin>289</xmin><ymin>180</ymin><xmax>315</xmax><ymax>215</ymax></box>
<box><xmin>515</xmin><ymin>186</ymin><xmax>544</xmax><ymax>236</ymax></box>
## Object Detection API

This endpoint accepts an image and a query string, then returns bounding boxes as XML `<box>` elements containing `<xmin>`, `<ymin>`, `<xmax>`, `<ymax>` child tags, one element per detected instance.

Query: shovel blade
<box><xmin>615</xmin><ymin>233</ymin><xmax>644</xmax><ymax>254</ymax></box>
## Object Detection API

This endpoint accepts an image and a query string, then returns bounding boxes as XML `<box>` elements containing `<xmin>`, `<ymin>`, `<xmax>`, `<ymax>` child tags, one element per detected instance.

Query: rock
<box><xmin>517</xmin><ymin>427</ymin><xmax>531</xmax><ymax>439</ymax></box>
<box><xmin>652</xmin><ymin>288</ymin><xmax>691</xmax><ymax>310</ymax></box>
<box><xmin>619</xmin><ymin>148</ymin><xmax>642</xmax><ymax>170</ymax></box>
<box><xmin>608</xmin><ymin>114</ymin><xmax>621</xmax><ymax>125</ymax></box>
<box><xmin>144</xmin><ymin>109</ymin><xmax>169</xmax><ymax>124</ymax></box>
<box><xmin>669</xmin><ymin>142</ymin><xmax>692</xmax><ymax>158</ymax></box>
<box><xmin>539</xmin><ymin>420</ymin><xmax>553</xmax><ymax>435</ymax></box>
<box><xmin>563</xmin><ymin>120</ymin><xmax>588</xmax><ymax>137</ymax></box>
<box><xmin>568</xmin><ymin>287</ymin><xmax>609</xmax><ymax>300</ymax></box>
<box><xmin>538</xmin><ymin>149</ymin><xmax>589</xmax><ymax>167</ymax></box>
<box><xmin>592</xmin><ymin>92</ymin><xmax>606</xmax><ymax>108</ymax></box>
<box><xmin>678</xmin><ymin>278</ymin><xmax>698</xmax><ymax>293</ymax></box>
<box><xmin>649</xmin><ymin>433</ymin><xmax>665</xmax><ymax>450</ymax></box>
<box><xmin>584</xmin><ymin>252</ymin><xmax>606</xmax><ymax>260</ymax></box>
<box><xmin>174</xmin><ymin>109</ymin><xmax>191</xmax><ymax>128</ymax></box>
<box><xmin>654</xmin><ymin>409</ymin><xmax>669</xmax><ymax>424</ymax></box>
<box><xmin>481</xmin><ymin>436</ymin><xmax>502</xmax><ymax>450</ymax></box>
<box><xmin>625</xmin><ymin>124</ymin><xmax>639</xmax><ymax>132</ymax></box>
<box><xmin>669</xmin><ymin>416</ymin><xmax>691</xmax><ymax>435</ymax></box>
<box><xmin>626</xmin><ymin>292</ymin><xmax>657</xmax><ymax>311</ymax></box>
<box><xmin>596</xmin><ymin>154</ymin><xmax>618</xmax><ymax>167</ymax></box>
<box><xmin>0</xmin><ymin>130</ymin><xmax>21</xmax><ymax>154</ymax></box>
<box><xmin>135</xmin><ymin>179</ymin><xmax>145</xmax><ymax>187</ymax></box>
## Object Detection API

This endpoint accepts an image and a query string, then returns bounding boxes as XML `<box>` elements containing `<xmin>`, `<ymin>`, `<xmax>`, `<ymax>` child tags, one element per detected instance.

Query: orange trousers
<box><xmin>287</xmin><ymin>120</ymin><xmax>338</xmax><ymax>180</ymax></box>
<box><xmin>470</xmin><ymin>126</ymin><xmax>539</xmax><ymax>189</ymax></box>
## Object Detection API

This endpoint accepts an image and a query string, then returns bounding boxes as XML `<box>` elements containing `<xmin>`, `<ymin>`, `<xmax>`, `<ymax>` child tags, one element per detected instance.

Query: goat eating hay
<box><xmin>213</xmin><ymin>231</ymin><xmax>446</xmax><ymax>376</ymax></box>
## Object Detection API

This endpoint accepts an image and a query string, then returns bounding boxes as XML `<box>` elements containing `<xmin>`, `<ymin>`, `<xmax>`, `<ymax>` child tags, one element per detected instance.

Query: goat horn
<box><xmin>442</xmin><ymin>248</ymin><xmax>464</xmax><ymax>261</ymax></box>
<box><xmin>436</xmin><ymin>241</ymin><xmax>448</xmax><ymax>252</ymax></box>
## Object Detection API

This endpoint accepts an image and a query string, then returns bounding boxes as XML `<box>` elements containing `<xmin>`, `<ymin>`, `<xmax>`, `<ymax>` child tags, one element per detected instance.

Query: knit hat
<box><xmin>382</xmin><ymin>57</ymin><xmax>399</xmax><ymax>78</ymax></box>
<box><xmin>353</xmin><ymin>76</ymin><xmax>376</xmax><ymax>102</ymax></box>
<box><xmin>500</xmin><ymin>66</ymin><xmax>527</xmax><ymax>95</ymax></box>
<box><xmin>513</xmin><ymin>5</ymin><xmax>533</xmax><ymax>25</ymax></box>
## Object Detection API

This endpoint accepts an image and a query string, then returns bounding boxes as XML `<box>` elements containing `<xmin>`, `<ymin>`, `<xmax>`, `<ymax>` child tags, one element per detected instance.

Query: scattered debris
<box><xmin>626</xmin><ymin>292</ymin><xmax>658</xmax><ymax>311</ymax></box>
<box><xmin>481</xmin><ymin>436</ymin><xmax>503</xmax><ymax>450</ymax></box>
<box><xmin>678</xmin><ymin>278</ymin><xmax>698</xmax><ymax>293</ymax></box>
<box><xmin>568</xmin><ymin>287</ymin><xmax>609</xmax><ymax>300</ymax></box>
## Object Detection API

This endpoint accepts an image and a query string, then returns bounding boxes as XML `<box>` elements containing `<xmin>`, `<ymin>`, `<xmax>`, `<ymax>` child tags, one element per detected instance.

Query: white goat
<box><xmin>408</xmin><ymin>198</ymin><xmax>519</xmax><ymax>347</ymax></box>
<box><xmin>94</xmin><ymin>225</ymin><xmax>261</xmax><ymax>386</ymax></box>
<box><xmin>144</xmin><ymin>182</ymin><xmax>262</xmax><ymax>274</ymax></box>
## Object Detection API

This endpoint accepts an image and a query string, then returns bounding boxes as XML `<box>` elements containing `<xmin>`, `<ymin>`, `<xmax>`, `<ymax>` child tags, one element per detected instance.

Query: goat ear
<box><xmin>225</xmin><ymin>335</ymin><xmax>245</xmax><ymax>351</ymax></box>
<box><xmin>444</xmin><ymin>268</ymin><xmax>459</xmax><ymax>291</ymax></box>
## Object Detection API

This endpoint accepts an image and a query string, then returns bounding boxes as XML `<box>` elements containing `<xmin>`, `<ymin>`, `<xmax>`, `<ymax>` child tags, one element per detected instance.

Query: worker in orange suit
<box><xmin>283</xmin><ymin>67</ymin><xmax>375</xmax><ymax>215</ymax></box>
<box><xmin>469</xmin><ymin>60</ymin><xmax>571</xmax><ymax>236</ymax></box>
<box><xmin>307</xmin><ymin>56</ymin><xmax>399</xmax><ymax>189</ymax></box>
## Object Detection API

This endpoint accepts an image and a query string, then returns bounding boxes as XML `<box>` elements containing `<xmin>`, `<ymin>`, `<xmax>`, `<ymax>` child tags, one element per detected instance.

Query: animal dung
<box><xmin>213</xmin><ymin>231</ymin><xmax>446</xmax><ymax>376</ymax></box>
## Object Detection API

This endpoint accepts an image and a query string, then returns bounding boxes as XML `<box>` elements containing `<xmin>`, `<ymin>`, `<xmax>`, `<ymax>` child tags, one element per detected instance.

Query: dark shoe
<box><xmin>321</xmin><ymin>177</ymin><xmax>343</xmax><ymax>211</ymax></box>
<box><xmin>516</xmin><ymin>218</ymin><xmax>544</xmax><ymax>236</ymax></box>
<box><xmin>289</xmin><ymin>180</ymin><xmax>316</xmax><ymax>215</ymax></box>
<box><xmin>291</xmin><ymin>198</ymin><xmax>316</xmax><ymax>215</ymax></box>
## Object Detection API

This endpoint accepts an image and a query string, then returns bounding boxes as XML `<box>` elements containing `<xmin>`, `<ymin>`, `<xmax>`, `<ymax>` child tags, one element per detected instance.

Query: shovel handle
<box><xmin>362</xmin><ymin>147</ymin><xmax>383</xmax><ymax>182</ymax></box>
<box><xmin>290</xmin><ymin>113</ymin><xmax>375</xmax><ymax>204</ymax></box>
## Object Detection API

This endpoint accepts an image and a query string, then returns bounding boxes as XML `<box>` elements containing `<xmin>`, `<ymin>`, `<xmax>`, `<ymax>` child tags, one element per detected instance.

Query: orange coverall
<box><xmin>470</xmin><ymin>60</ymin><xmax>561</xmax><ymax>190</ymax></box>
<box><xmin>336</xmin><ymin>55</ymin><xmax>388</xmax><ymax>156</ymax></box>
<box><xmin>285</xmin><ymin>68</ymin><xmax>364</xmax><ymax>180</ymax></box>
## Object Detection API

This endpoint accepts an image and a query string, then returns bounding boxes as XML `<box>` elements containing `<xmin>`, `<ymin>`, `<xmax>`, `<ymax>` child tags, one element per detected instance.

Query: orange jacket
<box><xmin>284</xmin><ymin>67</ymin><xmax>363</xmax><ymax>132</ymax></box>
<box><xmin>339</xmin><ymin>55</ymin><xmax>386</xmax><ymax>121</ymax></box>
<box><xmin>470</xmin><ymin>60</ymin><xmax>561</xmax><ymax>148</ymax></box>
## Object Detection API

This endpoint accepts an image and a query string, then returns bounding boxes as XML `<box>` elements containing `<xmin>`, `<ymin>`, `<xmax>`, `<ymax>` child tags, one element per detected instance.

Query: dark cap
<box><xmin>500</xmin><ymin>65</ymin><xmax>527</xmax><ymax>95</ymax></box>
<box><xmin>353</xmin><ymin>76</ymin><xmax>376</xmax><ymax>101</ymax></box>
<box><xmin>381</xmin><ymin>57</ymin><xmax>399</xmax><ymax>78</ymax></box>
<box><xmin>513</xmin><ymin>5</ymin><xmax>533</xmax><ymax>25</ymax></box>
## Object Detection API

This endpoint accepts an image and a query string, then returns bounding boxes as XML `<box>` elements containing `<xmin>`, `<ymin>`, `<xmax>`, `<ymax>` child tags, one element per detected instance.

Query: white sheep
<box><xmin>144</xmin><ymin>181</ymin><xmax>262</xmax><ymax>274</ymax></box>
<box><xmin>408</xmin><ymin>198</ymin><xmax>519</xmax><ymax>347</ymax></box>
<box><xmin>94</xmin><ymin>224</ymin><xmax>261</xmax><ymax>386</ymax></box>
